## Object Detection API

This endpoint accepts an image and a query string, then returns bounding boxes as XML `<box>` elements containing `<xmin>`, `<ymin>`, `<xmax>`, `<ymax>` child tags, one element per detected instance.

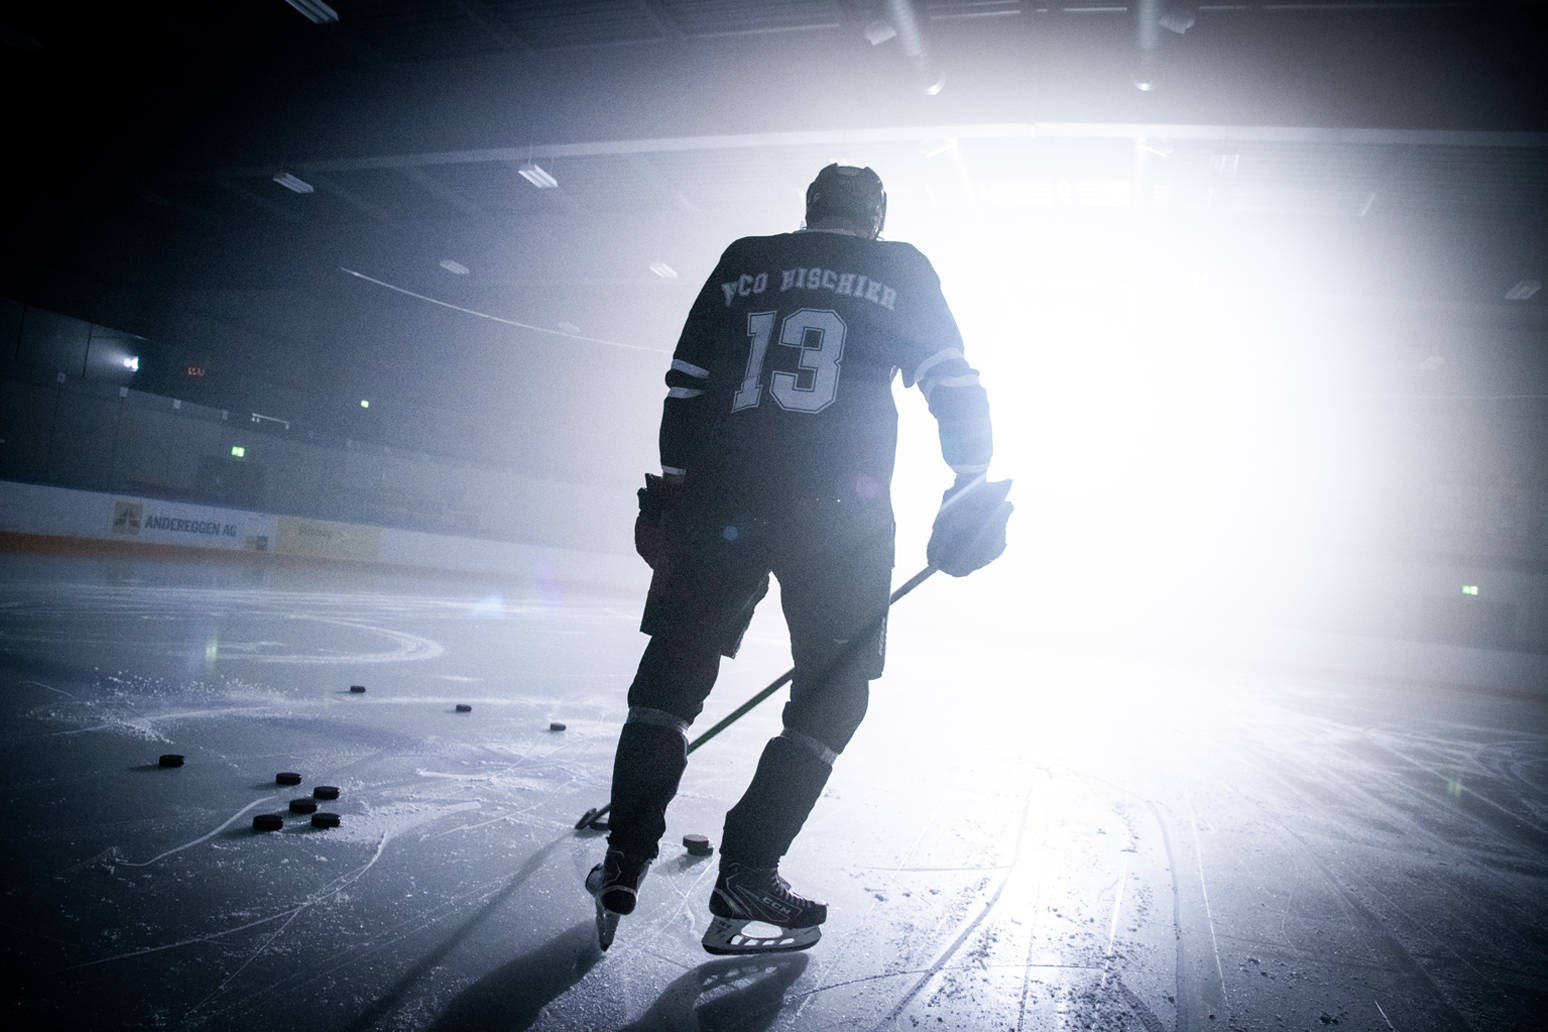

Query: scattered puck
<box><xmin>289</xmin><ymin>797</ymin><xmax>318</xmax><ymax>815</ymax></box>
<box><xmin>311</xmin><ymin>812</ymin><xmax>341</xmax><ymax>828</ymax></box>
<box><xmin>349</xmin><ymin>685</ymin><xmax>366</xmax><ymax>694</ymax></box>
<box><xmin>158</xmin><ymin>754</ymin><xmax>185</xmax><ymax>768</ymax></box>
<box><xmin>312</xmin><ymin>785</ymin><xmax>340</xmax><ymax>800</ymax></box>
<box><xmin>275</xmin><ymin>771</ymin><xmax>302</xmax><ymax>786</ymax></box>
<box><xmin>252</xmin><ymin>813</ymin><xmax>284</xmax><ymax>832</ymax></box>
<box><xmin>549</xmin><ymin>721</ymin><xmax>567</xmax><ymax>732</ymax></box>
<box><xmin>455</xmin><ymin>704</ymin><xmax>472</xmax><ymax>713</ymax></box>
<box><xmin>683</xmin><ymin>834</ymin><xmax>713</xmax><ymax>857</ymax></box>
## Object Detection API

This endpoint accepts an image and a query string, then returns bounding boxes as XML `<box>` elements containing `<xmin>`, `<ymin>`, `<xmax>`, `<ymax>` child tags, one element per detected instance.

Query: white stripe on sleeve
<box><xmin>911</xmin><ymin>347</ymin><xmax>963</xmax><ymax>385</ymax></box>
<box><xmin>671</xmin><ymin>358</ymin><xmax>710</xmax><ymax>379</ymax></box>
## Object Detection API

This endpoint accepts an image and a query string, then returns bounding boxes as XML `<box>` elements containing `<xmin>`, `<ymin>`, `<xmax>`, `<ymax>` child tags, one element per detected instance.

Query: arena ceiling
<box><xmin>3</xmin><ymin>1</ymin><xmax>1545</xmax><ymax>448</ymax></box>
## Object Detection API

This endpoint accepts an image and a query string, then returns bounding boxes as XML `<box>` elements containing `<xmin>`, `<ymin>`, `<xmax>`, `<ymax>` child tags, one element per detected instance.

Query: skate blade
<box><xmin>700</xmin><ymin>916</ymin><xmax>820</xmax><ymax>956</ymax></box>
<box><xmin>594</xmin><ymin>901</ymin><xmax>621</xmax><ymax>951</ymax></box>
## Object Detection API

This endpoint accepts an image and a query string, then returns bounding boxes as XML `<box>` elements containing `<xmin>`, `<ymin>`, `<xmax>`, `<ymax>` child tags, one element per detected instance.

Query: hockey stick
<box><xmin>573</xmin><ymin>563</ymin><xmax>939</xmax><ymax>831</ymax></box>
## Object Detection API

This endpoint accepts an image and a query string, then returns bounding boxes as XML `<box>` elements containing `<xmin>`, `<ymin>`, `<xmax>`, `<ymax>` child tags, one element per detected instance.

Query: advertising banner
<box><xmin>274</xmin><ymin>515</ymin><xmax>382</xmax><ymax>562</ymax></box>
<box><xmin>109</xmin><ymin>497</ymin><xmax>272</xmax><ymax>552</ymax></box>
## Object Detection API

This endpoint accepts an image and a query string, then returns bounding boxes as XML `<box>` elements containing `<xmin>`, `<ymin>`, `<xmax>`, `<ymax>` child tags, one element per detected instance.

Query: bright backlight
<box><xmin>888</xmin><ymin>206</ymin><xmax>1393</xmax><ymax>648</ymax></box>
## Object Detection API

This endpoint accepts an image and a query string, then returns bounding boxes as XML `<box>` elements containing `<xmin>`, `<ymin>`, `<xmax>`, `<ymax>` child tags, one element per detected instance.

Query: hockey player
<box><xmin>587</xmin><ymin>163</ymin><xmax>1010</xmax><ymax>954</ymax></box>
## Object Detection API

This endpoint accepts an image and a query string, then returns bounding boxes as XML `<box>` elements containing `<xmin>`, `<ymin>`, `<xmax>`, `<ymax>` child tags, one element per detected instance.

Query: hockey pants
<box><xmin>606</xmin><ymin>633</ymin><xmax>869</xmax><ymax>865</ymax></box>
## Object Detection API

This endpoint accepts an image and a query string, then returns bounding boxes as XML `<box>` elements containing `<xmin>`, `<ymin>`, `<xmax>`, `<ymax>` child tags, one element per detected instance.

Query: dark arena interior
<box><xmin>2</xmin><ymin>3</ymin><xmax>1546</xmax><ymax>1030</ymax></box>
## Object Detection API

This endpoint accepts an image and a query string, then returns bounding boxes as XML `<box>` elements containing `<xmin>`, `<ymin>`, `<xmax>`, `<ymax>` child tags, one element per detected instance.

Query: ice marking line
<box><xmin>1375</xmin><ymin>998</ymin><xmax>1398</xmax><ymax>1030</ymax></box>
<box><xmin>340</xmin><ymin>267</ymin><xmax>667</xmax><ymax>353</ymax></box>
<box><xmin>232</xmin><ymin>617</ymin><xmax>444</xmax><ymax>664</ymax></box>
<box><xmin>1187</xmin><ymin>796</ymin><xmax>1231</xmax><ymax>1010</ymax></box>
<box><xmin>118</xmin><ymin>797</ymin><xmax>276</xmax><ymax>867</ymax></box>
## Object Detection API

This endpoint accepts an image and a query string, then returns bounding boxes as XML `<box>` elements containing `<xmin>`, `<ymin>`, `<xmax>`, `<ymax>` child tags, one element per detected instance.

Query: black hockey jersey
<box><xmin>659</xmin><ymin>229</ymin><xmax>992</xmax><ymax>507</ymax></box>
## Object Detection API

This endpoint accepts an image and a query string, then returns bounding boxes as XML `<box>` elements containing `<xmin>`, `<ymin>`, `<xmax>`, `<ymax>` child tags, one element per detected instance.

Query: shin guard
<box><xmin>720</xmin><ymin>731</ymin><xmax>835</xmax><ymax>869</ymax></box>
<box><xmin>606</xmin><ymin>707</ymin><xmax>689</xmax><ymax>859</ymax></box>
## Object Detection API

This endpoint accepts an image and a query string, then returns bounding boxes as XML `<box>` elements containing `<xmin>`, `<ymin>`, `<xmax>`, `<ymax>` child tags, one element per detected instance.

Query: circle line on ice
<box><xmin>223</xmin><ymin>618</ymin><xmax>445</xmax><ymax>664</ymax></box>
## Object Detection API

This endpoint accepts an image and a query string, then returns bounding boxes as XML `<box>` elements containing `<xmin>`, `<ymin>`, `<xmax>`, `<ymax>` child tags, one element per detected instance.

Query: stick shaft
<box><xmin>576</xmin><ymin>564</ymin><xmax>937</xmax><ymax>829</ymax></box>
<box><xmin>686</xmin><ymin>563</ymin><xmax>935</xmax><ymax>756</ymax></box>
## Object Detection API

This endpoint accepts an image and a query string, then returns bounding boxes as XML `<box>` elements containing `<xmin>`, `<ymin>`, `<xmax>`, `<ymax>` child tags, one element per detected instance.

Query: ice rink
<box><xmin>3</xmin><ymin>548</ymin><xmax>1545</xmax><ymax>1032</ymax></box>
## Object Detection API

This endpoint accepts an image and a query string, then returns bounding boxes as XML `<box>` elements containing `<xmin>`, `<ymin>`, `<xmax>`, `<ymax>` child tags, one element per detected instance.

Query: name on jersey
<box><xmin>720</xmin><ymin>268</ymin><xmax>897</xmax><ymax>311</ymax></box>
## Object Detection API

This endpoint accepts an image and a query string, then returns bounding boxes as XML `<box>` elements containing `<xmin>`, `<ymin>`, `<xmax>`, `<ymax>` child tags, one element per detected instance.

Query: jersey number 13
<box><xmin>731</xmin><ymin>308</ymin><xmax>847</xmax><ymax>414</ymax></box>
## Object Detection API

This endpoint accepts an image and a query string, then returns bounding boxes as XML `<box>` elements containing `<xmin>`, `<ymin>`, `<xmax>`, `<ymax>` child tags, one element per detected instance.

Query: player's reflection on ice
<box><xmin>621</xmin><ymin>954</ymin><xmax>811</xmax><ymax>1032</ymax></box>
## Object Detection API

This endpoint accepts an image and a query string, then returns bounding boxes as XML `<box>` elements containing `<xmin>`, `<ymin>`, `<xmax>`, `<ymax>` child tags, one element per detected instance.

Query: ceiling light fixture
<box><xmin>649</xmin><ymin>261</ymin><xmax>678</xmax><ymax>279</ymax></box>
<box><xmin>1505</xmin><ymin>279</ymin><xmax>1541</xmax><ymax>301</ymax></box>
<box><xmin>272</xmin><ymin>171</ymin><xmax>314</xmax><ymax>194</ymax></box>
<box><xmin>284</xmin><ymin>0</ymin><xmax>339</xmax><ymax>24</ymax></box>
<box><xmin>518</xmin><ymin>162</ymin><xmax>558</xmax><ymax>189</ymax></box>
<box><xmin>439</xmin><ymin>259</ymin><xmax>470</xmax><ymax>275</ymax></box>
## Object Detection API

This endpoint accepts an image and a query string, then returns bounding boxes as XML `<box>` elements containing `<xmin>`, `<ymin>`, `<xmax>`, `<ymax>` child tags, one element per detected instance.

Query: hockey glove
<box><xmin>635</xmin><ymin>474</ymin><xmax>680</xmax><ymax>569</ymax></box>
<box><xmin>927</xmin><ymin>475</ymin><xmax>1013</xmax><ymax>577</ymax></box>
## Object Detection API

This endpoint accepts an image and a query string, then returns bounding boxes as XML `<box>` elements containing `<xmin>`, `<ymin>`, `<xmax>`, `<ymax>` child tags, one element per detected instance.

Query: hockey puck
<box><xmin>683</xmin><ymin>834</ymin><xmax>713</xmax><ymax>857</ymax></box>
<box><xmin>348</xmin><ymin>684</ymin><xmax>366</xmax><ymax>694</ymax></box>
<box><xmin>252</xmin><ymin>813</ymin><xmax>284</xmax><ymax>832</ymax></box>
<box><xmin>312</xmin><ymin>785</ymin><xmax>340</xmax><ymax>800</ymax></box>
<box><xmin>549</xmin><ymin>721</ymin><xmax>566</xmax><ymax>732</ymax></box>
<box><xmin>455</xmin><ymin>704</ymin><xmax>472</xmax><ymax>712</ymax></box>
<box><xmin>275</xmin><ymin>771</ymin><xmax>302</xmax><ymax>786</ymax></box>
<box><xmin>158</xmin><ymin>754</ymin><xmax>185</xmax><ymax>768</ymax></box>
<box><xmin>289</xmin><ymin>797</ymin><xmax>318</xmax><ymax>815</ymax></box>
<box><xmin>311</xmin><ymin>812</ymin><xmax>340</xmax><ymax>828</ymax></box>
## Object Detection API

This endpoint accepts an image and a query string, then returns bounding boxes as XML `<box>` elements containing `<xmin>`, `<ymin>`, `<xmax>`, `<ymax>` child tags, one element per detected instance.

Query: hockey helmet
<box><xmin>805</xmin><ymin>163</ymin><xmax>886</xmax><ymax>237</ymax></box>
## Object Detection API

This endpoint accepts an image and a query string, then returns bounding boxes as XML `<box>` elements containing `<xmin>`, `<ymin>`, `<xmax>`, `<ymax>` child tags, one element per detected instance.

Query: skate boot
<box><xmin>702</xmin><ymin>860</ymin><xmax>827</xmax><ymax>955</ymax></box>
<box><xmin>585</xmin><ymin>848</ymin><xmax>650</xmax><ymax>950</ymax></box>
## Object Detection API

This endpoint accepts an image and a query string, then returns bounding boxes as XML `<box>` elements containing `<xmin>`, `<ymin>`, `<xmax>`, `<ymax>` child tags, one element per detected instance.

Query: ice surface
<box><xmin>2</xmin><ymin>551</ymin><xmax>1544</xmax><ymax>1030</ymax></box>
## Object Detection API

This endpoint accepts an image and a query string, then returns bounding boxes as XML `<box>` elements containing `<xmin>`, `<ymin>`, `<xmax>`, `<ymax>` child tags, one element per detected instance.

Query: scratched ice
<box><xmin>2</xmin><ymin>553</ymin><xmax>1545</xmax><ymax>1030</ymax></box>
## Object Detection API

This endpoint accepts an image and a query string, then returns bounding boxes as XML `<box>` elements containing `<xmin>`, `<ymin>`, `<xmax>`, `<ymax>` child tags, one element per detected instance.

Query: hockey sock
<box><xmin>606</xmin><ymin>708</ymin><xmax>689</xmax><ymax>859</ymax></box>
<box><xmin>720</xmin><ymin>731</ymin><xmax>835</xmax><ymax>869</ymax></box>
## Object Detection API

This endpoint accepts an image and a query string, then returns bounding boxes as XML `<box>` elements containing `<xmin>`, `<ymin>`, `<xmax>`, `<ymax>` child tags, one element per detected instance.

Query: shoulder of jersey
<box><xmin>725</xmin><ymin>232</ymin><xmax>793</xmax><ymax>251</ymax></box>
<box><xmin>723</xmin><ymin>232</ymin><xmax>931</xmax><ymax>271</ymax></box>
<box><xmin>875</xmin><ymin>237</ymin><xmax>930</xmax><ymax>264</ymax></box>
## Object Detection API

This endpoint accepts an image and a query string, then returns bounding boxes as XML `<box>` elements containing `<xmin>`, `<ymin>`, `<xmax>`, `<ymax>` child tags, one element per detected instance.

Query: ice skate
<box><xmin>585</xmin><ymin>848</ymin><xmax>650</xmax><ymax>950</ymax></box>
<box><xmin>701</xmin><ymin>860</ymin><xmax>826</xmax><ymax>955</ymax></box>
